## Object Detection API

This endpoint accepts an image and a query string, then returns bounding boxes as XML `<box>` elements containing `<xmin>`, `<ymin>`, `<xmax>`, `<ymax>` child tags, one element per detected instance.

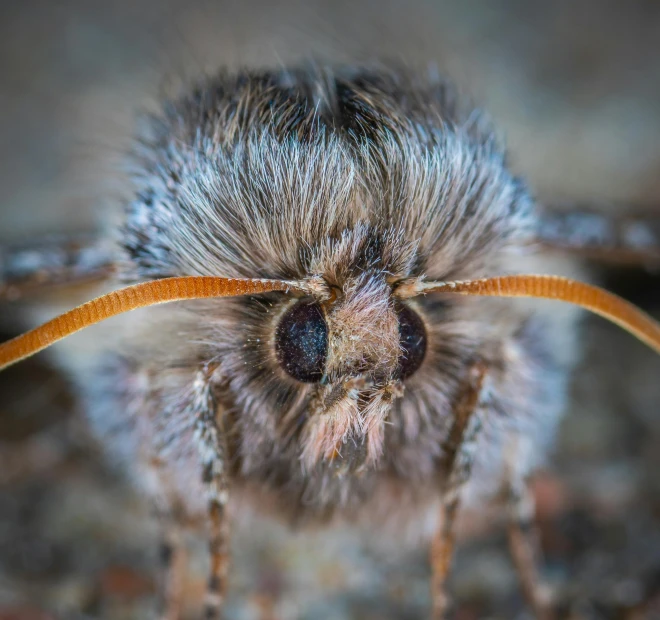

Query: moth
<box><xmin>1</xmin><ymin>65</ymin><xmax>660</xmax><ymax>620</ymax></box>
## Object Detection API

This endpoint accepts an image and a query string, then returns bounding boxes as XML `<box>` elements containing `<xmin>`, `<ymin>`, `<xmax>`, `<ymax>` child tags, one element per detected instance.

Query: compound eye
<box><xmin>396</xmin><ymin>303</ymin><xmax>427</xmax><ymax>379</ymax></box>
<box><xmin>275</xmin><ymin>302</ymin><xmax>328</xmax><ymax>383</ymax></box>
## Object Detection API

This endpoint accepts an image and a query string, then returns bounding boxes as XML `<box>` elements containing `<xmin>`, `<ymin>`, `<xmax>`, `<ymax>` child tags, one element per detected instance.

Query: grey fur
<box><xmin>83</xmin><ymin>65</ymin><xmax>571</xmax><ymax>533</ymax></box>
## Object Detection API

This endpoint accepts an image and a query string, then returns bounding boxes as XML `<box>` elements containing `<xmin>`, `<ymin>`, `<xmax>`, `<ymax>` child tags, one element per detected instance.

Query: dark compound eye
<box><xmin>396</xmin><ymin>303</ymin><xmax>427</xmax><ymax>379</ymax></box>
<box><xmin>275</xmin><ymin>302</ymin><xmax>328</xmax><ymax>383</ymax></box>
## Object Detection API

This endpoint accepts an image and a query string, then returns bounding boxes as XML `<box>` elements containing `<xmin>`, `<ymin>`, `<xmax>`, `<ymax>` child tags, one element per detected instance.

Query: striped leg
<box><xmin>430</xmin><ymin>362</ymin><xmax>487</xmax><ymax>619</ymax></box>
<box><xmin>147</xmin><ymin>452</ymin><xmax>187</xmax><ymax>620</ymax></box>
<box><xmin>505</xmin><ymin>443</ymin><xmax>553</xmax><ymax>620</ymax></box>
<box><xmin>191</xmin><ymin>367</ymin><xmax>231</xmax><ymax>619</ymax></box>
<box><xmin>159</xmin><ymin>523</ymin><xmax>187</xmax><ymax>620</ymax></box>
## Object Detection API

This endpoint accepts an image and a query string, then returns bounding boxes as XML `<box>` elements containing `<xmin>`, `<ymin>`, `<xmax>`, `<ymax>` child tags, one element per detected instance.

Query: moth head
<box><xmin>1</xmin><ymin>273</ymin><xmax>660</xmax><ymax>470</ymax></box>
<box><xmin>273</xmin><ymin>273</ymin><xmax>428</xmax><ymax>467</ymax></box>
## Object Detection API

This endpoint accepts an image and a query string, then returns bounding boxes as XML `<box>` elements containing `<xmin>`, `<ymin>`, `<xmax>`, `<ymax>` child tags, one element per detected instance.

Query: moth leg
<box><xmin>505</xmin><ymin>442</ymin><xmax>553</xmax><ymax>620</ymax></box>
<box><xmin>190</xmin><ymin>367</ymin><xmax>231</xmax><ymax>619</ymax></box>
<box><xmin>84</xmin><ymin>358</ymin><xmax>232</xmax><ymax>618</ymax></box>
<box><xmin>430</xmin><ymin>362</ymin><xmax>487</xmax><ymax>620</ymax></box>
<box><xmin>147</xmin><ymin>452</ymin><xmax>189</xmax><ymax>620</ymax></box>
<box><xmin>158</xmin><ymin>520</ymin><xmax>187</xmax><ymax>620</ymax></box>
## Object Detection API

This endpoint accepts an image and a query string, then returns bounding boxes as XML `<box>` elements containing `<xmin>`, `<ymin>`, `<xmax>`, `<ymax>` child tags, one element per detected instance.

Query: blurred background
<box><xmin>1</xmin><ymin>1</ymin><xmax>660</xmax><ymax>618</ymax></box>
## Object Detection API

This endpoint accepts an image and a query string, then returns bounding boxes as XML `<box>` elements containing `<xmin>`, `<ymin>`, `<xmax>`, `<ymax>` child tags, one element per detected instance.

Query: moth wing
<box><xmin>536</xmin><ymin>204</ymin><xmax>660</xmax><ymax>267</ymax></box>
<box><xmin>0</xmin><ymin>233</ymin><xmax>116</xmax><ymax>301</ymax></box>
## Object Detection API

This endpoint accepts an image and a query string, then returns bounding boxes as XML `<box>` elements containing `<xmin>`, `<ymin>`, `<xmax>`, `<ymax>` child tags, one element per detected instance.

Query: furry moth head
<box><xmin>120</xmin><ymin>66</ymin><xmax>535</xmax><ymax>469</ymax></box>
<box><xmin>2</xmin><ymin>66</ymin><xmax>659</xmax><ymax>506</ymax></box>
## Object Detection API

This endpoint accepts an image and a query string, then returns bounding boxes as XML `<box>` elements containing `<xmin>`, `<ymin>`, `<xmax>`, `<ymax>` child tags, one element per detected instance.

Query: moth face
<box><xmin>120</xmin><ymin>66</ymin><xmax>540</xmax><ymax>470</ymax></box>
<box><xmin>272</xmin><ymin>272</ymin><xmax>428</xmax><ymax>467</ymax></box>
<box><xmin>275</xmin><ymin>285</ymin><xmax>427</xmax><ymax>384</ymax></box>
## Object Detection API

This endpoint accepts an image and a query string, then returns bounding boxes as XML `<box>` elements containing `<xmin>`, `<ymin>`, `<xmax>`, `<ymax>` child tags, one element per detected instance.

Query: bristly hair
<box><xmin>123</xmin><ymin>65</ymin><xmax>533</xmax><ymax>283</ymax></box>
<box><xmin>95</xmin><ymin>64</ymin><xmax>568</xmax><ymax>525</ymax></box>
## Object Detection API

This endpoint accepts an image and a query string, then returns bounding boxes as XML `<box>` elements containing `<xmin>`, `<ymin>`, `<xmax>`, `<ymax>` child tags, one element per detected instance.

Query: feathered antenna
<box><xmin>2</xmin><ymin>273</ymin><xmax>660</xmax><ymax>372</ymax></box>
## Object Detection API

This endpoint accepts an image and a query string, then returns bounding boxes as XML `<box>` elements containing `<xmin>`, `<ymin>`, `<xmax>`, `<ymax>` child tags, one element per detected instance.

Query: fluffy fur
<box><xmin>82</xmin><ymin>65</ymin><xmax>570</xmax><ymax>529</ymax></box>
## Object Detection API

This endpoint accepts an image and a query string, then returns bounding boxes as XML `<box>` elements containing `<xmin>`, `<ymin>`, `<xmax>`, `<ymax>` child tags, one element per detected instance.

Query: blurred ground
<box><xmin>2</xmin><ymin>1</ymin><xmax>660</xmax><ymax>618</ymax></box>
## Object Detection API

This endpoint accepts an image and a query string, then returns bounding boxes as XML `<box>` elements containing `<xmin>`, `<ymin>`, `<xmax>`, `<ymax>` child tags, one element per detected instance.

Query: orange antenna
<box><xmin>3</xmin><ymin>273</ymin><xmax>660</xmax><ymax>372</ymax></box>
<box><xmin>396</xmin><ymin>274</ymin><xmax>660</xmax><ymax>355</ymax></box>
<box><xmin>0</xmin><ymin>276</ymin><xmax>307</xmax><ymax>371</ymax></box>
